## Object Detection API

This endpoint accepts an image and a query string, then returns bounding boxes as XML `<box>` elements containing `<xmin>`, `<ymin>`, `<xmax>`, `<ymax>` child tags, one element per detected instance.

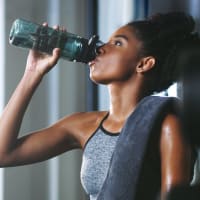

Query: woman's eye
<box><xmin>114</xmin><ymin>41</ymin><xmax>122</xmax><ymax>46</ymax></box>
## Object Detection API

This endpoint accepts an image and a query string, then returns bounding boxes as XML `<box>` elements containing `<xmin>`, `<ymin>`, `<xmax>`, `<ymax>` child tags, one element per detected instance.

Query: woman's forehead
<box><xmin>110</xmin><ymin>25</ymin><xmax>135</xmax><ymax>39</ymax></box>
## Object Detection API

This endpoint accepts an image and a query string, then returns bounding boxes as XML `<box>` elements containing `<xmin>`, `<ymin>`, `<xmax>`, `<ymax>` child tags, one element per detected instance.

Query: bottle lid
<box><xmin>84</xmin><ymin>35</ymin><xmax>104</xmax><ymax>63</ymax></box>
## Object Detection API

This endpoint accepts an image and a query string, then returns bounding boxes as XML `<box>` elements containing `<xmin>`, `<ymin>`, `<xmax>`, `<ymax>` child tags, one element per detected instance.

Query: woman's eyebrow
<box><xmin>114</xmin><ymin>35</ymin><xmax>129</xmax><ymax>41</ymax></box>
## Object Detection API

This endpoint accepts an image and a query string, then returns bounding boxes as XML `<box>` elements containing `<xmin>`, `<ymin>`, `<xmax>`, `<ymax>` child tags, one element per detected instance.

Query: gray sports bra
<box><xmin>80</xmin><ymin>114</ymin><xmax>120</xmax><ymax>200</ymax></box>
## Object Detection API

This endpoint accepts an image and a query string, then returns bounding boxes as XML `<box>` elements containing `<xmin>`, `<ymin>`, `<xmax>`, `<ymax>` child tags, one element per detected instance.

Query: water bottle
<box><xmin>9</xmin><ymin>18</ymin><xmax>103</xmax><ymax>63</ymax></box>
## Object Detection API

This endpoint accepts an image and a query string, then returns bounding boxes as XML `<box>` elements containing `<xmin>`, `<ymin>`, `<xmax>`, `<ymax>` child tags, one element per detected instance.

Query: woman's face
<box><xmin>88</xmin><ymin>25</ymin><xmax>142</xmax><ymax>84</ymax></box>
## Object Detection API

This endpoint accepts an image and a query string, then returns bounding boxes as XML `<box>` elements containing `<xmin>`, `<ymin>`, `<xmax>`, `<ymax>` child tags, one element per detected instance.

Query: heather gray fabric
<box><xmin>81</xmin><ymin>116</ymin><xmax>119</xmax><ymax>200</ymax></box>
<box><xmin>96</xmin><ymin>95</ymin><xmax>180</xmax><ymax>200</ymax></box>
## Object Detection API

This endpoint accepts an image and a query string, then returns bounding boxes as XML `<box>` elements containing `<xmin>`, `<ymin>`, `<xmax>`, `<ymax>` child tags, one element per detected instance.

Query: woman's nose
<box><xmin>96</xmin><ymin>43</ymin><xmax>105</xmax><ymax>55</ymax></box>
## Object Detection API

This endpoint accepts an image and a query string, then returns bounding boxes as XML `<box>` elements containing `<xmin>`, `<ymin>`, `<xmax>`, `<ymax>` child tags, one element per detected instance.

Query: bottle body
<box><xmin>9</xmin><ymin>18</ymin><xmax>101</xmax><ymax>63</ymax></box>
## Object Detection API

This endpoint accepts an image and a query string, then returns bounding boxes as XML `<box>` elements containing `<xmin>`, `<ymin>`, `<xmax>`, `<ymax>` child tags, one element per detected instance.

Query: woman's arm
<box><xmin>160</xmin><ymin>113</ymin><xmax>192</xmax><ymax>199</ymax></box>
<box><xmin>0</xmin><ymin>45</ymin><xmax>75</xmax><ymax>167</ymax></box>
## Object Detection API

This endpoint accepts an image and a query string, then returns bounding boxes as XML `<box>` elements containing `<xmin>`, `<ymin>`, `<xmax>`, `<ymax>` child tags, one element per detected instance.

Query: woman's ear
<box><xmin>136</xmin><ymin>56</ymin><xmax>155</xmax><ymax>73</ymax></box>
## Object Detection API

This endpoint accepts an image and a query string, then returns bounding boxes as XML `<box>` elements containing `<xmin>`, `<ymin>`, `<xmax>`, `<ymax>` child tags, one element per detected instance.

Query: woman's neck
<box><xmin>107</xmin><ymin>80</ymin><xmax>150</xmax><ymax>122</ymax></box>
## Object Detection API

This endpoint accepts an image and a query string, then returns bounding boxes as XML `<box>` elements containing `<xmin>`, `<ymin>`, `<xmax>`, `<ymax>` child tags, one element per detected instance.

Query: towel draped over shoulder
<box><xmin>97</xmin><ymin>95</ymin><xmax>180</xmax><ymax>200</ymax></box>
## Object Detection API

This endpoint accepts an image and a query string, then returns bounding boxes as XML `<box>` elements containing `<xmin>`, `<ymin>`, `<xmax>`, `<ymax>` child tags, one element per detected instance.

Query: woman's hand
<box><xmin>25</xmin><ymin>47</ymin><xmax>61</xmax><ymax>76</ymax></box>
<box><xmin>25</xmin><ymin>23</ymin><xmax>63</xmax><ymax>77</ymax></box>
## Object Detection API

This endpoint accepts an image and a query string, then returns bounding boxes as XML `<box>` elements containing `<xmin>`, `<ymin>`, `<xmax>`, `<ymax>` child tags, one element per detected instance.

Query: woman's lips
<box><xmin>88</xmin><ymin>58</ymin><xmax>98</xmax><ymax>67</ymax></box>
<box><xmin>88</xmin><ymin>61</ymin><xmax>95</xmax><ymax>66</ymax></box>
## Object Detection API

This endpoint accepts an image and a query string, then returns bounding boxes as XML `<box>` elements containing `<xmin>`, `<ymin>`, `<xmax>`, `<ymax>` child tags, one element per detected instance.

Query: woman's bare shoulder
<box><xmin>60</xmin><ymin>111</ymin><xmax>108</xmax><ymax>127</ymax></box>
<box><xmin>160</xmin><ymin>113</ymin><xmax>192</xmax><ymax>194</ymax></box>
<box><xmin>56</xmin><ymin>111</ymin><xmax>108</xmax><ymax>148</ymax></box>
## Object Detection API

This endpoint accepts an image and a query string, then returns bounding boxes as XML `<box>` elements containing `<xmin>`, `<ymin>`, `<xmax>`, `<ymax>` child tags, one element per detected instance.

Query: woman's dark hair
<box><xmin>128</xmin><ymin>12</ymin><xmax>199</xmax><ymax>93</ymax></box>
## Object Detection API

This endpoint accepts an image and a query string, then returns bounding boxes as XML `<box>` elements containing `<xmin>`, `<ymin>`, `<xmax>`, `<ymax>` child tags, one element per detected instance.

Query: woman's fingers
<box><xmin>49</xmin><ymin>48</ymin><xmax>61</xmax><ymax>66</ymax></box>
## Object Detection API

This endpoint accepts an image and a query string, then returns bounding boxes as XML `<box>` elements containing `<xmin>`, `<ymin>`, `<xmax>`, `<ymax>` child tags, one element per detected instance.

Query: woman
<box><xmin>0</xmin><ymin>12</ymin><xmax>197</xmax><ymax>200</ymax></box>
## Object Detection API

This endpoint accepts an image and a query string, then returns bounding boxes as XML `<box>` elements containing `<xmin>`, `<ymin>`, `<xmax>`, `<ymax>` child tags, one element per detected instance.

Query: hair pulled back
<box><xmin>128</xmin><ymin>12</ymin><xmax>199</xmax><ymax>93</ymax></box>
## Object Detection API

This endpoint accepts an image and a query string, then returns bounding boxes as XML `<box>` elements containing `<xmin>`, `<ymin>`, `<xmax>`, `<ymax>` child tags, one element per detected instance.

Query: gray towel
<box><xmin>97</xmin><ymin>95</ymin><xmax>180</xmax><ymax>200</ymax></box>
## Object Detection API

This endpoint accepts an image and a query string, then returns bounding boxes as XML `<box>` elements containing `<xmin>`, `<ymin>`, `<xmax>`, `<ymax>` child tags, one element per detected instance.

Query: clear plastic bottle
<box><xmin>9</xmin><ymin>18</ymin><xmax>103</xmax><ymax>63</ymax></box>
